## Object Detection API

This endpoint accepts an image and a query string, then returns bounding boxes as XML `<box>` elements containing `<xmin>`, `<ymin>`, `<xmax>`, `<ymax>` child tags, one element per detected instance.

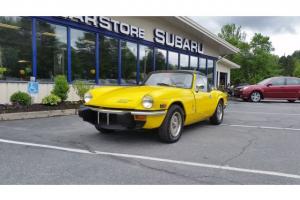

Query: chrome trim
<box><xmin>131</xmin><ymin>111</ymin><xmax>166</xmax><ymax>116</ymax></box>
<box><xmin>84</xmin><ymin>106</ymin><xmax>166</xmax><ymax>116</ymax></box>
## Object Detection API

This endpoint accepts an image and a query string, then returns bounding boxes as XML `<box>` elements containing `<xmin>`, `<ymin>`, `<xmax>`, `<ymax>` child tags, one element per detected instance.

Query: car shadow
<box><xmin>87</xmin><ymin>120</ymin><xmax>213</xmax><ymax>145</ymax></box>
<box><xmin>229</xmin><ymin>97</ymin><xmax>300</xmax><ymax>104</ymax></box>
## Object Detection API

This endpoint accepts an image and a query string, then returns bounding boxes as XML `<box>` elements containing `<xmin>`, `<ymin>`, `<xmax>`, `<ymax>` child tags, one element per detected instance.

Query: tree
<box><xmin>293</xmin><ymin>59</ymin><xmax>300</xmax><ymax>77</ymax></box>
<box><xmin>218</xmin><ymin>24</ymin><xmax>280</xmax><ymax>85</ymax></box>
<box><xmin>218</xmin><ymin>24</ymin><xmax>246</xmax><ymax>47</ymax></box>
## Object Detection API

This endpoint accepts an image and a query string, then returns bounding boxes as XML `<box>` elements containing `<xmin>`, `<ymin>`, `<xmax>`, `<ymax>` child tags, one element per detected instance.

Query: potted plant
<box><xmin>0</xmin><ymin>66</ymin><xmax>7</xmax><ymax>80</ymax></box>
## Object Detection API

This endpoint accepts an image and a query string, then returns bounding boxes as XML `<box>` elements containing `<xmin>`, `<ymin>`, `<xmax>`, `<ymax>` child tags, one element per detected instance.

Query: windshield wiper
<box><xmin>157</xmin><ymin>83</ymin><xmax>172</xmax><ymax>87</ymax></box>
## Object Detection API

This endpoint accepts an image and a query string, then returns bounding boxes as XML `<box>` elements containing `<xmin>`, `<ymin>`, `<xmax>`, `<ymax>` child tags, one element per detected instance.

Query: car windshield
<box><xmin>144</xmin><ymin>72</ymin><xmax>193</xmax><ymax>89</ymax></box>
<box><xmin>258</xmin><ymin>78</ymin><xmax>271</xmax><ymax>85</ymax></box>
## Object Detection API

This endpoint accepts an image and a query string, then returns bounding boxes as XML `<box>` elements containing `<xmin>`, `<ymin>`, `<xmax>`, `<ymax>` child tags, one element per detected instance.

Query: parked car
<box><xmin>79</xmin><ymin>70</ymin><xmax>227</xmax><ymax>143</ymax></box>
<box><xmin>238</xmin><ymin>76</ymin><xmax>300</xmax><ymax>102</ymax></box>
<box><xmin>233</xmin><ymin>83</ymin><xmax>250</xmax><ymax>97</ymax></box>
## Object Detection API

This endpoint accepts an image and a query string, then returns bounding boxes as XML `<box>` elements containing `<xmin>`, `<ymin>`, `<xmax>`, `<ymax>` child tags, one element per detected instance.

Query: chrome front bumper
<box><xmin>83</xmin><ymin>106</ymin><xmax>167</xmax><ymax>116</ymax></box>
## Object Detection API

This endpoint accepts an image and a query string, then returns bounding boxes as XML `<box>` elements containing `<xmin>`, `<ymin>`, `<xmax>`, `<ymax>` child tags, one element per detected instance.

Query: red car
<box><xmin>239</xmin><ymin>76</ymin><xmax>300</xmax><ymax>102</ymax></box>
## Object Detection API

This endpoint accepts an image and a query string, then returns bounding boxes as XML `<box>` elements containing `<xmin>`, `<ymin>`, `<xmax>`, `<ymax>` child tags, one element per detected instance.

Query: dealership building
<box><xmin>0</xmin><ymin>16</ymin><xmax>240</xmax><ymax>103</ymax></box>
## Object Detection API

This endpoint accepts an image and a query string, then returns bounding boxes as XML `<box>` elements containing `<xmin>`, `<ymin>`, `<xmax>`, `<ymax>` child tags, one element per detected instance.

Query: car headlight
<box><xmin>142</xmin><ymin>95</ymin><xmax>153</xmax><ymax>109</ymax></box>
<box><xmin>242</xmin><ymin>86</ymin><xmax>249</xmax><ymax>90</ymax></box>
<box><xmin>84</xmin><ymin>92</ymin><xmax>93</xmax><ymax>103</ymax></box>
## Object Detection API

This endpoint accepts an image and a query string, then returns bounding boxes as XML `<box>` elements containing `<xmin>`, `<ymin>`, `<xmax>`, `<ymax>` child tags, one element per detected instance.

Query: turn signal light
<box><xmin>160</xmin><ymin>104</ymin><xmax>167</xmax><ymax>109</ymax></box>
<box><xmin>134</xmin><ymin>115</ymin><xmax>146</xmax><ymax>121</ymax></box>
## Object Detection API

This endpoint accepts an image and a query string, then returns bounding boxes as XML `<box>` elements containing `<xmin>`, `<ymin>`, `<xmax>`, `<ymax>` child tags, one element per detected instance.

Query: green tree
<box><xmin>218</xmin><ymin>24</ymin><xmax>280</xmax><ymax>85</ymax></box>
<box><xmin>293</xmin><ymin>59</ymin><xmax>300</xmax><ymax>77</ymax></box>
<box><xmin>218</xmin><ymin>24</ymin><xmax>246</xmax><ymax>47</ymax></box>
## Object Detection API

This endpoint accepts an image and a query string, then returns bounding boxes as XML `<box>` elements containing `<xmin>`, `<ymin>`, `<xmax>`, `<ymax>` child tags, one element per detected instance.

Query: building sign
<box><xmin>154</xmin><ymin>29</ymin><xmax>203</xmax><ymax>53</ymax></box>
<box><xmin>65</xmin><ymin>16</ymin><xmax>145</xmax><ymax>39</ymax></box>
<box><xmin>63</xmin><ymin>16</ymin><xmax>203</xmax><ymax>54</ymax></box>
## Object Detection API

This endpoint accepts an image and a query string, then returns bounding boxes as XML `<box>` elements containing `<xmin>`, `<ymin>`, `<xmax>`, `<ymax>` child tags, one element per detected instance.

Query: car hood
<box><xmin>85</xmin><ymin>85</ymin><xmax>185</xmax><ymax>110</ymax></box>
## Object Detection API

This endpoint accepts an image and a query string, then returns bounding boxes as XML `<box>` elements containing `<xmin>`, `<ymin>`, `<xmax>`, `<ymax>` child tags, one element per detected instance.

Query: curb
<box><xmin>0</xmin><ymin>109</ymin><xmax>77</xmax><ymax>121</ymax></box>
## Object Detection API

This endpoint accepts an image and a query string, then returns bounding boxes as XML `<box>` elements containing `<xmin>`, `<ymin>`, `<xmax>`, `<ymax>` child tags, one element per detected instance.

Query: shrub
<box><xmin>51</xmin><ymin>75</ymin><xmax>69</xmax><ymax>101</ymax></box>
<box><xmin>10</xmin><ymin>91</ymin><xmax>32</xmax><ymax>106</ymax></box>
<box><xmin>72</xmin><ymin>80</ymin><xmax>93</xmax><ymax>101</ymax></box>
<box><xmin>42</xmin><ymin>94</ymin><xmax>61</xmax><ymax>106</ymax></box>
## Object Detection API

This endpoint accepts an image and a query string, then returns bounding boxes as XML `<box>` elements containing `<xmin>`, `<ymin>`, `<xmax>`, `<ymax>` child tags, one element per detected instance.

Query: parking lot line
<box><xmin>1</xmin><ymin>138</ymin><xmax>300</xmax><ymax>180</ymax></box>
<box><xmin>222</xmin><ymin>124</ymin><xmax>300</xmax><ymax>131</ymax></box>
<box><xmin>227</xmin><ymin>111</ymin><xmax>300</xmax><ymax>116</ymax></box>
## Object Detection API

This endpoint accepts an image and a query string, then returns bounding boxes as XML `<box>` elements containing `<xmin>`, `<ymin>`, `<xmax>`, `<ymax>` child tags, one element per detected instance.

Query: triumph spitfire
<box><xmin>79</xmin><ymin>70</ymin><xmax>227</xmax><ymax>143</ymax></box>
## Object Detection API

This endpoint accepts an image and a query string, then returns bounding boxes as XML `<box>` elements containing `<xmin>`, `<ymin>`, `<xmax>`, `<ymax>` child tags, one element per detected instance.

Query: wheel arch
<box><xmin>168</xmin><ymin>101</ymin><xmax>186</xmax><ymax>120</ymax></box>
<box><xmin>251</xmin><ymin>90</ymin><xmax>264</xmax><ymax>99</ymax></box>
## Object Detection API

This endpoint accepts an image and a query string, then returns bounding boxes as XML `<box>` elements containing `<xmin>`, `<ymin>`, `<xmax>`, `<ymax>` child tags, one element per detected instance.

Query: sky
<box><xmin>191</xmin><ymin>16</ymin><xmax>300</xmax><ymax>57</ymax></box>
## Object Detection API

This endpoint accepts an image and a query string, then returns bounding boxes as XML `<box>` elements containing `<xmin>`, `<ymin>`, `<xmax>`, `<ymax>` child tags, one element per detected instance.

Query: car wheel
<box><xmin>288</xmin><ymin>100</ymin><xmax>296</xmax><ymax>103</ymax></box>
<box><xmin>158</xmin><ymin>105</ymin><xmax>184</xmax><ymax>143</ymax></box>
<box><xmin>250</xmin><ymin>91</ymin><xmax>261</xmax><ymax>102</ymax></box>
<box><xmin>95</xmin><ymin>125</ymin><xmax>115</xmax><ymax>134</ymax></box>
<box><xmin>210</xmin><ymin>101</ymin><xmax>224</xmax><ymax>125</ymax></box>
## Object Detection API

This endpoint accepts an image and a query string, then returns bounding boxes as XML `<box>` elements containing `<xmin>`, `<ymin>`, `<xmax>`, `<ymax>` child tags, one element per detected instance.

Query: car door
<box><xmin>193</xmin><ymin>74</ymin><xmax>213</xmax><ymax>118</ymax></box>
<box><xmin>263</xmin><ymin>77</ymin><xmax>286</xmax><ymax>98</ymax></box>
<box><xmin>285</xmin><ymin>77</ymin><xmax>300</xmax><ymax>99</ymax></box>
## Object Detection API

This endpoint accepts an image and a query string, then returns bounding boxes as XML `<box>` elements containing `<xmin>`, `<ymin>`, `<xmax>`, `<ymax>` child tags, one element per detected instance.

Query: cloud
<box><xmin>191</xmin><ymin>16</ymin><xmax>300</xmax><ymax>34</ymax></box>
<box><xmin>190</xmin><ymin>16</ymin><xmax>300</xmax><ymax>56</ymax></box>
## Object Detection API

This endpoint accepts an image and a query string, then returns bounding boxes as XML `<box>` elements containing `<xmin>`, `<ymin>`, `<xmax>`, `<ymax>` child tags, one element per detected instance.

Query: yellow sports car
<box><xmin>79</xmin><ymin>70</ymin><xmax>227</xmax><ymax>143</ymax></box>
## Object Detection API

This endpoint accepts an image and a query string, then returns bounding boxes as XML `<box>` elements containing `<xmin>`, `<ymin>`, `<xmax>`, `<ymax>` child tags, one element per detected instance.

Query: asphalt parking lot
<box><xmin>0</xmin><ymin>99</ymin><xmax>300</xmax><ymax>184</ymax></box>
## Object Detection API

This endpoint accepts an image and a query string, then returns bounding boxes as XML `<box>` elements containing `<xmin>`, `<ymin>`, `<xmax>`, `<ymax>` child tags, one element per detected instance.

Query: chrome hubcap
<box><xmin>217</xmin><ymin>103</ymin><xmax>223</xmax><ymax>121</ymax></box>
<box><xmin>251</xmin><ymin>92</ymin><xmax>261</xmax><ymax>102</ymax></box>
<box><xmin>169</xmin><ymin>112</ymin><xmax>182</xmax><ymax>137</ymax></box>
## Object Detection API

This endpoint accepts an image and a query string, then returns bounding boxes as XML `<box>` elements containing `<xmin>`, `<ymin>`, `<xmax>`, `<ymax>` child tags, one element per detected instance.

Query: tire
<box><xmin>210</xmin><ymin>101</ymin><xmax>224</xmax><ymax>125</ymax></box>
<box><xmin>158</xmin><ymin>105</ymin><xmax>184</xmax><ymax>143</ymax></box>
<box><xmin>95</xmin><ymin>125</ymin><xmax>115</xmax><ymax>134</ymax></box>
<box><xmin>288</xmin><ymin>100</ymin><xmax>296</xmax><ymax>103</ymax></box>
<box><xmin>250</xmin><ymin>91</ymin><xmax>262</xmax><ymax>102</ymax></box>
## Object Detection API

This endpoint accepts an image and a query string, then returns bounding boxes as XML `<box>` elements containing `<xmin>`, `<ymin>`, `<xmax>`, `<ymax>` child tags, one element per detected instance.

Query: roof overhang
<box><xmin>170</xmin><ymin>17</ymin><xmax>240</xmax><ymax>56</ymax></box>
<box><xmin>218</xmin><ymin>58</ymin><xmax>241</xmax><ymax>69</ymax></box>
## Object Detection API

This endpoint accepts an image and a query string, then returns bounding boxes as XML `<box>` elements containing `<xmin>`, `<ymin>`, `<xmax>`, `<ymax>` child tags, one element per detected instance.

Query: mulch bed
<box><xmin>0</xmin><ymin>101</ymin><xmax>81</xmax><ymax>114</ymax></box>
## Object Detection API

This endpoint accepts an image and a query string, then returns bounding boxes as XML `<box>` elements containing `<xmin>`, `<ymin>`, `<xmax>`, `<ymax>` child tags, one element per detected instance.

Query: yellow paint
<box><xmin>85</xmin><ymin>73</ymin><xmax>227</xmax><ymax>129</ymax></box>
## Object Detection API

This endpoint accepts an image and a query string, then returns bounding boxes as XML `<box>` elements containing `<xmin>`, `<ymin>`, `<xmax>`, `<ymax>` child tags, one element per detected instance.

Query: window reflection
<box><xmin>199</xmin><ymin>57</ymin><xmax>207</xmax><ymax>75</ymax></box>
<box><xmin>100</xmin><ymin>36</ymin><xmax>118</xmax><ymax>85</ymax></box>
<box><xmin>168</xmin><ymin>51</ymin><xmax>178</xmax><ymax>70</ymax></box>
<box><xmin>0</xmin><ymin>17</ymin><xmax>32</xmax><ymax>81</ymax></box>
<box><xmin>179</xmin><ymin>54</ymin><xmax>189</xmax><ymax>69</ymax></box>
<box><xmin>71</xmin><ymin>29</ymin><xmax>96</xmax><ymax>83</ymax></box>
<box><xmin>155</xmin><ymin>48</ymin><xmax>166</xmax><ymax>71</ymax></box>
<box><xmin>121</xmin><ymin>41</ymin><xmax>137</xmax><ymax>85</ymax></box>
<box><xmin>37</xmin><ymin>21</ymin><xmax>67</xmax><ymax>82</ymax></box>
<box><xmin>207</xmin><ymin>59</ymin><xmax>214</xmax><ymax>85</ymax></box>
<box><xmin>139</xmin><ymin>45</ymin><xmax>153</xmax><ymax>82</ymax></box>
<box><xmin>190</xmin><ymin>56</ymin><xmax>198</xmax><ymax>70</ymax></box>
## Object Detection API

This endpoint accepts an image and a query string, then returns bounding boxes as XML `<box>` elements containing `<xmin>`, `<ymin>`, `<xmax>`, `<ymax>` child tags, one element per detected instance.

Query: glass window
<box><xmin>139</xmin><ymin>45</ymin><xmax>153</xmax><ymax>82</ymax></box>
<box><xmin>195</xmin><ymin>74</ymin><xmax>208</xmax><ymax>92</ymax></box>
<box><xmin>144</xmin><ymin>72</ymin><xmax>193</xmax><ymax>89</ymax></box>
<box><xmin>179</xmin><ymin>54</ymin><xmax>189</xmax><ymax>69</ymax></box>
<box><xmin>270</xmin><ymin>77</ymin><xmax>285</xmax><ymax>86</ymax></box>
<box><xmin>168</xmin><ymin>51</ymin><xmax>178</xmax><ymax>70</ymax></box>
<box><xmin>36</xmin><ymin>21</ymin><xmax>67</xmax><ymax>82</ymax></box>
<box><xmin>207</xmin><ymin>59</ymin><xmax>214</xmax><ymax>86</ymax></box>
<box><xmin>286</xmin><ymin>77</ymin><xmax>300</xmax><ymax>85</ymax></box>
<box><xmin>70</xmin><ymin>29</ymin><xmax>96</xmax><ymax>83</ymax></box>
<box><xmin>155</xmin><ymin>48</ymin><xmax>166</xmax><ymax>71</ymax></box>
<box><xmin>0</xmin><ymin>17</ymin><xmax>32</xmax><ymax>81</ymax></box>
<box><xmin>121</xmin><ymin>41</ymin><xmax>137</xmax><ymax>85</ymax></box>
<box><xmin>199</xmin><ymin>57</ymin><xmax>207</xmax><ymax>75</ymax></box>
<box><xmin>190</xmin><ymin>56</ymin><xmax>198</xmax><ymax>70</ymax></box>
<box><xmin>100</xmin><ymin>36</ymin><xmax>118</xmax><ymax>85</ymax></box>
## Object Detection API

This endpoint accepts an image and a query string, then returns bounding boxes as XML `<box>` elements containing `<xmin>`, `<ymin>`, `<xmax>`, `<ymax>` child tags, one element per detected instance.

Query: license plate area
<box><xmin>97</xmin><ymin>112</ymin><xmax>118</xmax><ymax>125</ymax></box>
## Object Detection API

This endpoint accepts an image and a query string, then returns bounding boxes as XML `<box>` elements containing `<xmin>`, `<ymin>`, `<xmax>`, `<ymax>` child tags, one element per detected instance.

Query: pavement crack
<box><xmin>221</xmin><ymin>134</ymin><xmax>258</xmax><ymax>166</ymax></box>
<box><xmin>105</xmin><ymin>154</ymin><xmax>211</xmax><ymax>184</ymax></box>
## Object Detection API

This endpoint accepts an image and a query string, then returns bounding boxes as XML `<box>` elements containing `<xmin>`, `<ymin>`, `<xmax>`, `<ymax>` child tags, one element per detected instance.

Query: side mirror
<box><xmin>195</xmin><ymin>83</ymin><xmax>205</xmax><ymax>92</ymax></box>
<box><xmin>266</xmin><ymin>83</ymin><xmax>272</xmax><ymax>87</ymax></box>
